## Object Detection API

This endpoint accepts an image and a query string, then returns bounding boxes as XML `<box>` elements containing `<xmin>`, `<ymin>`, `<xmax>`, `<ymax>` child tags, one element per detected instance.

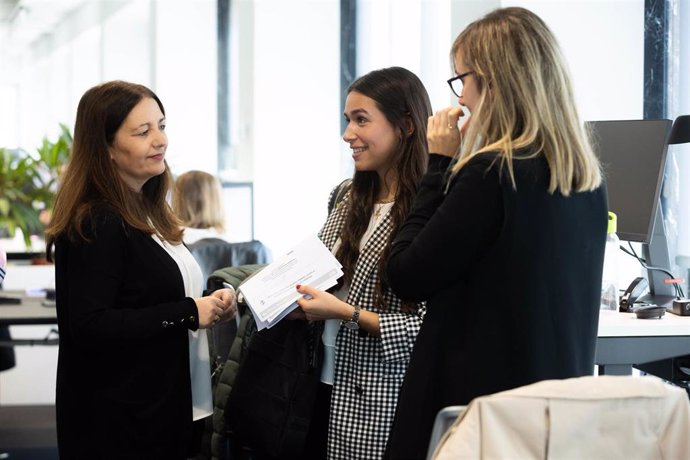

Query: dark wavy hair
<box><xmin>337</xmin><ymin>67</ymin><xmax>431</xmax><ymax>309</ymax></box>
<box><xmin>46</xmin><ymin>80</ymin><xmax>181</xmax><ymax>257</ymax></box>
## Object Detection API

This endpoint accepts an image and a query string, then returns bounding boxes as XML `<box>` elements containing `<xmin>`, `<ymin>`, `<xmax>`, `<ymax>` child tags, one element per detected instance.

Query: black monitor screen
<box><xmin>586</xmin><ymin>119</ymin><xmax>672</xmax><ymax>243</ymax></box>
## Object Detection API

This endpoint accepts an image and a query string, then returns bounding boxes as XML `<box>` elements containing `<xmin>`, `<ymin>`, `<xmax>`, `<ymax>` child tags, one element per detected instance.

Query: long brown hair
<box><xmin>450</xmin><ymin>7</ymin><xmax>601</xmax><ymax>195</ymax></box>
<box><xmin>337</xmin><ymin>67</ymin><xmax>431</xmax><ymax>309</ymax></box>
<box><xmin>46</xmin><ymin>80</ymin><xmax>182</xmax><ymax>257</ymax></box>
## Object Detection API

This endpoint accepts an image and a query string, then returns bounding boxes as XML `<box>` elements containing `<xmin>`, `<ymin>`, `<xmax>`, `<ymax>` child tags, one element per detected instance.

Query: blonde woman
<box><xmin>173</xmin><ymin>170</ymin><xmax>228</xmax><ymax>244</ymax></box>
<box><xmin>384</xmin><ymin>7</ymin><xmax>608</xmax><ymax>458</ymax></box>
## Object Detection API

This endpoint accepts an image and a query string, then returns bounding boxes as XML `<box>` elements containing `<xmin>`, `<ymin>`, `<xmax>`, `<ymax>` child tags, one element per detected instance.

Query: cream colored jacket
<box><xmin>434</xmin><ymin>376</ymin><xmax>690</xmax><ymax>460</ymax></box>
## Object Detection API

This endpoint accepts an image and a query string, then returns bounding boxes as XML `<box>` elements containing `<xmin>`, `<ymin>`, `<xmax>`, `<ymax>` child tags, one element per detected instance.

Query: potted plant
<box><xmin>0</xmin><ymin>124</ymin><xmax>72</xmax><ymax>249</ymax></box>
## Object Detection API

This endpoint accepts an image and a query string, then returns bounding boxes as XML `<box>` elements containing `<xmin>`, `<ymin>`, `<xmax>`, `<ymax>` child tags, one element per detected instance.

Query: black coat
<box><xmin>54</xmin><ymin>207</ymin><xmax>199</xmax><ymax>459</ymax></box>
<box><xmin>385</xmin><ymin>153</ymin><xmax>608</xmax><ymax>459</ymax></box>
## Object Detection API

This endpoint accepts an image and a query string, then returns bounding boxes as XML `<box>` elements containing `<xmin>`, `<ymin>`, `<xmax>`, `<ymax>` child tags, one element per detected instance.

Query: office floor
<box><xmin>0</xmin><ymin>405</ymin><xmax>57</xmax><ymax>460</ymax></box>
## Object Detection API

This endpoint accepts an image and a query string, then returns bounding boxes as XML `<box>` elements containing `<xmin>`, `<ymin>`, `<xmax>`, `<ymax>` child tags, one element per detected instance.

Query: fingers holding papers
<box><xmin>296</xmin><ymin>284</ymin><xmax>351</xmax><ymax>322</ymax></box>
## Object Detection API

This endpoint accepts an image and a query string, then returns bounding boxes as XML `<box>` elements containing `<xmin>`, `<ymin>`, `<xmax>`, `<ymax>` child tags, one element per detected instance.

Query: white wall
<box><xmin>506</xmin><ymin>0</ymin><xmax>644</xmax><ymax>121</ymax></box>
<box><xmin>247</xmin><ymin>0</ymin><xmax>342</xmax><ymax>255</ymax></box>
<box><xmin>155</xmin><ymin>0</ymin><xmax>218</xmax><ymax>174</ymax></box>
<box><xmin>2</xmin><ymin>0</ymin><xmax>217</xmax><ymax>176</ymax></box>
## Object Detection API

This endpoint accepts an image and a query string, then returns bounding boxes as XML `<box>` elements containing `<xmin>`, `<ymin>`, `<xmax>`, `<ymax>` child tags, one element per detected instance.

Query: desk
<box><xmin>0</xmin><ymin>291</ymin><xmax>58</xmax><ymax>405</ymax></box>
<box><xmin>0</xmin><ymin>292</ymin><xmax>57</xmax><ymax>346</ymax></box>
<box><xmin>0</xmin><ymin>292</ymin><xmax>57</xmax><ymax>327</ymax></box>
<box><xmin>595</xmin><ymin>310</ymin><xmax>690</xmax><ymax>375</ymax></box>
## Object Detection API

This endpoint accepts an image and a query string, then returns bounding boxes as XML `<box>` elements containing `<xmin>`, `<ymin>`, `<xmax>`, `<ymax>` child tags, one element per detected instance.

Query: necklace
<box><xmin>374</xmin><ymin>201</ymin><xmax>394</xmax><ymax>219</ymax></box>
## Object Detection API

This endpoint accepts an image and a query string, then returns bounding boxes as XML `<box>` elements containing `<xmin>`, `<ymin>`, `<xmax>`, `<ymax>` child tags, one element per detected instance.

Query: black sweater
<box><xmin>385</xmin><ymin>153</ymin><xmax>607</xmax><ymax>459</ymax></box>
<box><xmin>54</xmin><ymin>207</ymin><xmax>199</xmax><ymax>459</ymax></box>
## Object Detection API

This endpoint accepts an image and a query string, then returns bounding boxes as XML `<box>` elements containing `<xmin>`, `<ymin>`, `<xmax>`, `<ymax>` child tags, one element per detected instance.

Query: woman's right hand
<box><xmin>194</xmin><ymin>296</ymin><xmax>225</xmax><ymax>329</ymax></box>
<box><xmin>427</xmin><ymin>106</ymin><xmax>465</xmax><ymax>157</ymax></box>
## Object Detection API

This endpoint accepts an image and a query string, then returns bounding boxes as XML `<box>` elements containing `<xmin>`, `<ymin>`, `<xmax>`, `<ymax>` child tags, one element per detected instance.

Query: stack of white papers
<box><xmin>239</xmin><ymin>236</ymin><xmax>343</xmax><ymax>330</ymax></box>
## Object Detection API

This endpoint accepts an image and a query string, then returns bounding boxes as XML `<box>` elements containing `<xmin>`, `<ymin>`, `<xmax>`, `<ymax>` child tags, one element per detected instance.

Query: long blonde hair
<box><xmin>173</xmin><ymin>170</ymin><xmax>226</xmax><ymax>232</ymax></box>
<box><xmin>450</xmin><ymin>7</ymin><xmax>601</xmax><ymax>196</ymax></box>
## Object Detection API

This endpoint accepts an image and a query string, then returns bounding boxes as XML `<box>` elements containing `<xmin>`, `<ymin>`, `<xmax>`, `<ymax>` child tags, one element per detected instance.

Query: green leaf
<box><xmin>0</xmin><ymin>125</ymin><xmax>72</xmax><ymax>248</ymax></box>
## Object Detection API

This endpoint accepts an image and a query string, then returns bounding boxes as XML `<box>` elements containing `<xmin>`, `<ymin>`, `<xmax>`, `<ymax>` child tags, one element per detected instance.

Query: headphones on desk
<box><xmin>619</xmin><ymin>277</ymin><xmax>665</xmax><ymax>319</ymax></box>
<box><xmin>619</xmin><ymin>277</ymin><xmax>649</xmax><ymax>312</ymax></box>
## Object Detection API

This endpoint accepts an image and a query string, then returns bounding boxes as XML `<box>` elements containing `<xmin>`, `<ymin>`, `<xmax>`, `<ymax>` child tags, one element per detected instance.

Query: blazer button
<box><xmin>189</xmin><ymin>316</ymin><xmax>195</xmax><ymax>323</ymax></box>
<box><xmin>162</xmin><ymin>321</ymin><xmax>169</xmax><ymax>328</ymax></box>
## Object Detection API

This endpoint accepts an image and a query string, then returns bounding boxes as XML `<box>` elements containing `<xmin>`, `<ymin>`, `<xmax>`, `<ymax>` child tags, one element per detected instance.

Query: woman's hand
<box><xmin>210</xmin><ymin>288</ymin><xmax>237</xmax><ymax>323</ymax></box>
<box><xmin>427</xmin><ymin>106</ymin><xmax>465</xmax><ymax>157</ymax></box>
<box><xmin>194</xmin><ymin>296</ymin><xmax>226</xmax><ymax>329</ymax></box>
<box><xmin>285</xmin><ymin>309</ymin><xmax>307</xmax><ymax>320</ymax></box>
<box><xmin>295</xmin><ymin>284</ymin><xmax>352</xmax><ymax>321</ymax></box>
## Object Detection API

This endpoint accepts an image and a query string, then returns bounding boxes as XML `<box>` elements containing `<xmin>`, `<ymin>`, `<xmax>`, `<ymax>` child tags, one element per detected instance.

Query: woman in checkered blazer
<box><xmin>294</xmin><ymin>67</ymin><xmax>431</xmax><ymax>459</ymax></box>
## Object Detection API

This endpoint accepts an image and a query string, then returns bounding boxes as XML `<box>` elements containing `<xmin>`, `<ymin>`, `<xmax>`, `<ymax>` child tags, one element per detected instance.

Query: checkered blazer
<box><xmin>318</xmin><ymin>186</ymin><xmax>426</xmax><ymax>460</ymax></box>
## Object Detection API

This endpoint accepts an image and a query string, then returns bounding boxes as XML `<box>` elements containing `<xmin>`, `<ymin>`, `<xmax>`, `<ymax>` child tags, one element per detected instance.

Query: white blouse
<box><xmin>152</xmin><ymin>234</ymin><xmax>213</xmax><ymax>421</ymax></box>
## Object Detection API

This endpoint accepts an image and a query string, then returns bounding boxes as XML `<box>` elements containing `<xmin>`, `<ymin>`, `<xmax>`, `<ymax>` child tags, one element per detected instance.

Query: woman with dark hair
<box><xmin>46</xmin><ymin>80</ymin><xmax>235</xmax><ymax>459</ymax></box>
<box><xmin>294</xmin><ymin>66</ymin><xmax>431</xmax><ymax>459</ymax></box>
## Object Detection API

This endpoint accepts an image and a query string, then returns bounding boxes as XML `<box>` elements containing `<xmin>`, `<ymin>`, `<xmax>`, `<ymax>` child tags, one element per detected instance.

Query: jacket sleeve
<box><xmin>61</xmin><ymin>210</ymin><xmax>198</xmax><ymax>347</ymax></box>
<box><xmin>387</xmin><ymin>154</ymin><xmax>504</xmax><ymax>302</ymax></box>
<box><xmin>378</xmin><ymin>302</ymin><xmax>426</xmax><ymax>363</ymax></box>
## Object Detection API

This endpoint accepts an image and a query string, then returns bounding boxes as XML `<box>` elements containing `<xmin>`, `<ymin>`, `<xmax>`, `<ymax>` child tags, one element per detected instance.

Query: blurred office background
<box><xmin>0</xmin><ymin>0</ymin><xmax>688</xmax><ymax>403</ymax></box>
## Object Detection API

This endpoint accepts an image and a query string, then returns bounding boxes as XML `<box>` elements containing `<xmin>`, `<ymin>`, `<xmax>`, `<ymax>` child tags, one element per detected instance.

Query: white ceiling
<box><xmin>0</xmin><ymin>0</ymin><xmax>85</xmax><ymax>51</ymax></box>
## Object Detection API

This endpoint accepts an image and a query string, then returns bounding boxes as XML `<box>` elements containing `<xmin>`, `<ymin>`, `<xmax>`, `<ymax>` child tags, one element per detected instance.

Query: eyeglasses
<box><xmin>447</xmin><ymin>71</ymin><xmax>475</xmax><ymax>98</ymax></box>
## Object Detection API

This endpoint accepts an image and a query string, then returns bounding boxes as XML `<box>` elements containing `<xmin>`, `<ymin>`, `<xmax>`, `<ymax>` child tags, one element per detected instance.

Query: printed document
<box><xmin>239</xmin><ymin>236</ymin><xmax>342</xmax><ymax>330</ymax></box>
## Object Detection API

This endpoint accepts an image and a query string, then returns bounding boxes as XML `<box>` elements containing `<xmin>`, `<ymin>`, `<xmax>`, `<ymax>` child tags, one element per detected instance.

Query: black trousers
<box><xmin>302</xmin><ymin>382</ymin><xmax>333</xmax><ymax>460</ymax></box>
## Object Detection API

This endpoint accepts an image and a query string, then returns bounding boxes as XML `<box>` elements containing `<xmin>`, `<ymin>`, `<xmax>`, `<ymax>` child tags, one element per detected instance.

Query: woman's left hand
<box><xmin>427</xmin><ymin>106</ymin><xmax>465</xmax><ymax>157</ymax></box>
<box><xmin>295</xmin><ymin>284</ymin><xmax>351</xmax><ymax>321</ymax></box>
<box><xmin>211</xmin><ymin>288</ymin><xmax>237</xmax><ymax>323</ymax></box>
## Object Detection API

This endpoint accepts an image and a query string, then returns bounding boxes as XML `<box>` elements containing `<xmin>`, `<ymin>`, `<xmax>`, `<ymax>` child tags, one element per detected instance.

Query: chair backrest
<box><xmin>432</xmin><ymin>375</ymin><xmax>690</xmax><ymax>460</ymax></box>
<box><xmin>426</xmin><ymin>406</ymin><xmax>465</xmax><ymax>460</ymax></box>
<box><xmin>188</xmin><ymin>239</ymin><xmax>270</xmax><ymax>363</ymax></box>
<box><xmin>188</xmin><ymin>238</ymin><xmax>271</xmax><ymax>284</ymax></box>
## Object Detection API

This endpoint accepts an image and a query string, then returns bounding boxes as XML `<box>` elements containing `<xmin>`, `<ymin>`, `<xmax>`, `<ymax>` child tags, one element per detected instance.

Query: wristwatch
<box><xmin>343</xmin><ymin>304</ymin><xmax>361</xmax><ymax>330</ymax></box>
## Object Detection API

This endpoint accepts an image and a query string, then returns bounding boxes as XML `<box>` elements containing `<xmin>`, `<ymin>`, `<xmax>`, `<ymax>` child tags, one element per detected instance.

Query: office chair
<box><xmin>187</xmin><ymin>238</ymin><xmax>271</xmax><ymax>363</ymax></box>
<box><xmin>188</xmin><ymin>238</ymin><xmax>271</xmax><ymax>285</ymax></box>
<box><xmin>426</xmin><ymin>406</ymin><xmax>465</xmax><ymax>460</ymax></box>
<box><xmin>430</xmin><ymin>375</ymin><xmax>690</xmax><ymax>459</ymax></box>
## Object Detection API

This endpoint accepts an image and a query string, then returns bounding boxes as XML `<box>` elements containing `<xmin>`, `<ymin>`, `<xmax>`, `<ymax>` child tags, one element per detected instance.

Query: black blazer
<box><xmin>385</xmin><ymin>154</ymin><xmax>608</xmax><ymax>459</ymax></box>
<box><xmin>54</xmin><ymin>207</ymin><xmax>199</xmax><ymax>459</ymax></box>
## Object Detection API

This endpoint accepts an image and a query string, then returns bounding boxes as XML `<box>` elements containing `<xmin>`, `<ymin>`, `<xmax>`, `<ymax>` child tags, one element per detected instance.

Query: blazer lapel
<box><xmin>318</xmin><ymin>192</ymin><xmax>394</xmax><ymax>309</ymax></box>
<box><xmin>347</xmin><ymin>213</ymin><xmax>393</xmax><ymax>307</ymax></box>
<box><xmin>319</xmin><ymin>192</ymin><xmax>350</xmax><ymax>250</ymax></box>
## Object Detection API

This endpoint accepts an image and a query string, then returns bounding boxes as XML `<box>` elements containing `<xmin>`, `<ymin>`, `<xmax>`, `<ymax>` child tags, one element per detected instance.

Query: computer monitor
<box><xmin>586</xmin><ymin>119</ymin><xmax>674</xmax><ymax>306</ymax></box>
